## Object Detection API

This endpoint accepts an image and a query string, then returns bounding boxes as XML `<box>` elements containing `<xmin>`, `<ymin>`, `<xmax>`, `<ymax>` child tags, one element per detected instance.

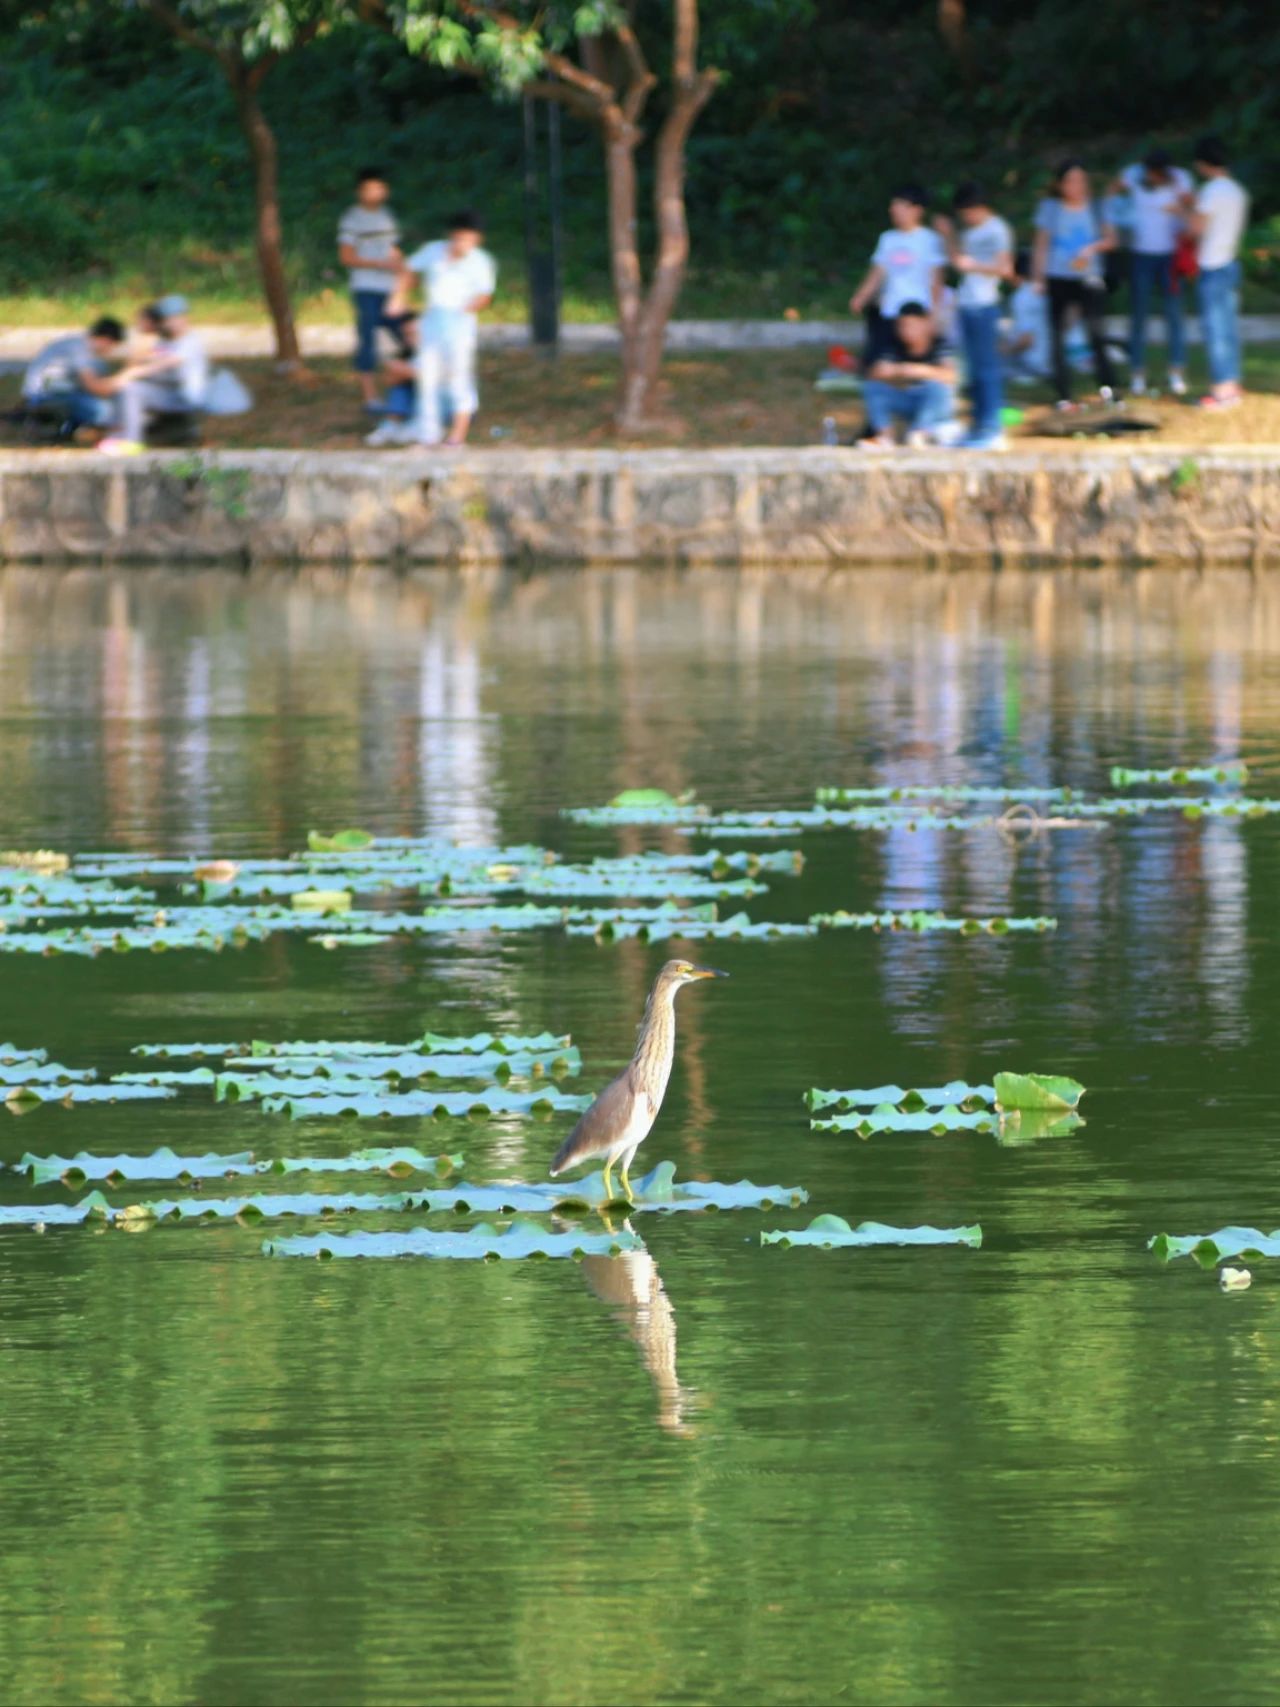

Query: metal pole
<box><xmin>522</xmin><ymin>92</ymin><xmax>561</xmax><ymax>355</ymax></box>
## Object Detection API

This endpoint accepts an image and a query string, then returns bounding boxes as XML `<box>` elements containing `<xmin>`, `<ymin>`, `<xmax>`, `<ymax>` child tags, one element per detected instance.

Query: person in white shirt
<box><xmin>850</xmin><ymin>184</ymin><xmax>946</xmax><ymax>369</ymax></box>
<box><xmin>1184</xmin><ymin>135</ymin><xmax>1250</xmax><ymax>408</ymax></box>
<box><xmin>1112</xmin><ymin>148</ymin><xmax>1193</xmax><ymax>394</ymax></box>
<box><xmin>392</xmin><ymin>210</ymin><xmax>497</xmax><ymax>447</ymax></box>
<box><xmin>100</xmin><ymin>294</ymin><xmax>210</xmax><ymax>455</ymax></box>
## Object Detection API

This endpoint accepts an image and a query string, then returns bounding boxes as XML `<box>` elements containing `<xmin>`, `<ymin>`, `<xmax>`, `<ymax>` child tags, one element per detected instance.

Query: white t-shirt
<box><xmin>957</xmin><ymin>213</ymin><xmax>1013</xmax><ymax>308</ymax></box>
<box><xmin>1196</xmin><ymin>175</ymin><xmax>1249</xmax><ymax>269</ymax></box>
<box><xmin>1119</xmin><ymin>164</ymin><xmax>1192</xmax><ymax>255</ymax></box>
<box><xmin>871</xmin><ymin>225</ymin><xmax>945</xmax><ymax>316</ymax></box>
<box><xmin>405</xmin><ymin>241</ymin><xmax>497</xmax><ymax>317</ymax></box>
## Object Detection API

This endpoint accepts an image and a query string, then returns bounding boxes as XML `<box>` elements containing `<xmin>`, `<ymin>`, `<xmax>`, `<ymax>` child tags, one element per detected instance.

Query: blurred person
<box><xmin>394</xmin><ymin>210</ymin><xmax>496</xmax><ymax>448</ymax></box>
<box><xmin>939</xmin><ymin>181</ymin><xmax>1013</xmax><ymax>448</ymax></box>
<box><xmin>1032</xmin><ymin>160</ymin><xmax>1116</xmax><ymax>406</ymax></box>
<box><xmin>859</xmin><ymin>301</ymin><xmax>957</xmax><ymax>448</ymax></box>
<box><xmin>1185</xmin><ymin>135</ymin><xmax>1249</xmax><ymax>408</ymax></box>
<box><xmin>365</xmin><ymin>312</ymin><xmax>421</xmax><ymax>445</ymax></box>
<box><xmin>338</xmin><ymin>166</ymin><xmax>402</xmax><ymax>412</ymax></box>
<box><xmin>100</xmin><ymin>294</ymin><xmax>209</xmax><ymax>454</ymax></box>
<box><xmin>850</xmin><ymin>184</ymin><xmax>946</xmax><ymax>369</ymax></box>
<box><xmin>1112</xmin><ymin>146</ymin><xmax>1193</xmax><ymax>394</ymax></box>
<box><xmin>20</xmin><ymin>316</ymin><xmax>128</xmax><ymax>433</ymax></box>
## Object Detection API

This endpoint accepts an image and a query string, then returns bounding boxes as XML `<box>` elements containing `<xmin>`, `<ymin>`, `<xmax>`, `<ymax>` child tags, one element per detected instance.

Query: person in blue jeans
<box><xmin>1185</xmin><ymin>135</ymin><xmax>1250</xmax><ymax>409</ymax></box>
<box><xmin>337</xmin><ymin>168</ymin><xmax>402</xmax><ymax>413</ymax></box>
<box><xmin>1111</xmin><ymin>149</ymin><xmax>1192</xmax><ymax>395</ymax></box>
<box><xmin>940</xmin><ymin>182</ymin><xmax>1013</xmax><ymax>448</ymax></box>
<box><xmin>859</xmin><ymin>302</ymin><xmax>957</xmax><ymax>448</ymax></box>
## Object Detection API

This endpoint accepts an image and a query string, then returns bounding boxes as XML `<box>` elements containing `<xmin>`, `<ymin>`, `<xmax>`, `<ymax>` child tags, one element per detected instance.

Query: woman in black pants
<box><xmin>1033</xmin><ymin>160</ymin><xmax>1117</xmax><ymax>405</ymax></box>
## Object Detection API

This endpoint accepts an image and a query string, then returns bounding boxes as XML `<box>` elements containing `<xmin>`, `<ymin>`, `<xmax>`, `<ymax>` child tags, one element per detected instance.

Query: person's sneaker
<box><xmin>856</xmin><ymin>434</ymin><xmax>895</xmax><ymax>451</ymax></box>
<box><xmin>1168</xmin><ymin>370</ymin><xmax>1187</xmax><ymax>396</ymax></box>
<box><xmin>1199</xmin><ymin>392</ymin><xmax>1242</xmax><ymax>411</ymax></box>
<box><xmin>97</xmin><ymin>437</ymin><xmax>144</xmax><ymax>456</ymax></box>
<box><xmin>1129</xmin><ymin>374</ymin><xmax>1148</xmax><ymax>396</ymax></box>
<box><xmin>365</xmin><ymin>419</ymin><xmax>408</xmax><ymax>447</ymax></box>
<box><xmin>905</xmin><ymin>429</ymin><xmax>935</xmax><ymax>448</ymax></box>
<box><xmin>961</xmin><ymin>432</ymin><xmax>1007</xmax><ymax>451</ymax></box>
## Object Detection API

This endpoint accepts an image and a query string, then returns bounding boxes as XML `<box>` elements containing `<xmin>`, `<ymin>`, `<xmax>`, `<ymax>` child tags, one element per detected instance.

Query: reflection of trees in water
<box><xmin>580</xmin><ymin>1246</ymin><xmax>695</xmax><ymax>1438</ymax></box>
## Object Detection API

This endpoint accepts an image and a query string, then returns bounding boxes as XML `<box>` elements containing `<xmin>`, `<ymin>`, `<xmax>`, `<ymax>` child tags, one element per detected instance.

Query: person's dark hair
<box><xmin>1144</xmin><ymin>145</ymin><xmax>1173</xmax><ymax>172</ymax></box>
<box><xmin>1194</xmin><ymin>134</ymin><xmax>1229</xmax><ymax>168</ymax></box>
<box><xmin>896</xmin><ymin>300</ymin><xmax>930</xmax><ymax>320</ymax></box>
<box><xmin>89</xmin><ymin>315</ymin><xmax>125</xmax><ymax>343</ymax></box>
<box><xmin>138</xmin><ymin>303</ymin><xmax>164</xmax><ymax>331</ymax></box>
<box><xmin>1051</xmin><ymin>157</ymin><xmax>1088</xmax><ymax>194</ymax></box>
<box><xmin>891</xmin><ymin>183</ymin><xmax>928</xmax><ymax>210</ymax></box>
<box><xmin>953</xmin><ymin>180</ymin><xmax>988</xmax><ymax>211</ymax></box>
<box><xmin>447</xmin><ymin>208</ymin><xmax>484</xmax><ymax>233</ymax></box>
<box><xmin>1014</xmin><ymin>247</ymin><xmax>1033</xmax><ymax>281</ymax></box>
<box><xmin>356</xmin><ymin>166</ymin><xmax>387</xmax><ymax>185</ymax></box>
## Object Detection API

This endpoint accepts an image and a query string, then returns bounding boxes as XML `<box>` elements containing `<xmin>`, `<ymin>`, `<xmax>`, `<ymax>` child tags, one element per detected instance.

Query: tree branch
<box><xmin>452</xmin><ymin>0</ymin><xmax>617</xmax><ymax>107</ymax></box>
<box><xmin>138</xmin><ymin>0</ymin><xmax>234</xmax><ymax>75</ymax></box>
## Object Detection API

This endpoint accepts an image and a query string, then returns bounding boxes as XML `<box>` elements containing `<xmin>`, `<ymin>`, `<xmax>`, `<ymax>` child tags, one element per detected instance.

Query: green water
<box><xmin>3</xmin><ymin>565</ymin><xmax>1280</xmax><ymax>1707</ymax></box>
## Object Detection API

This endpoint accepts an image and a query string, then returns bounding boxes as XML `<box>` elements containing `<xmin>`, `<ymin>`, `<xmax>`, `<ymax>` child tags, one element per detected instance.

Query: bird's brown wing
<box><xmin>549</xmin><ymin>1067</ymin><xmax>640</xmax><ymax>1176</ymax></box>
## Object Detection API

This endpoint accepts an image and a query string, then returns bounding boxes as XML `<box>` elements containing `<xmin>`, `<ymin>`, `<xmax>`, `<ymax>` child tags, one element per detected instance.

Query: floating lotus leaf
<box><xmin>0</xmin><ymin>1062</ymin><xmax>98</xmax><ymax>1086</ymax></box>
<box><xmin>17</xmin><ymin>1146</ymin><xmax>257</xmax><ymax>1186</ymax></box>
<box><xmin>810</xmin><ymin>1104</ymin><xmax>997</xmax><ymax>1136</ymax></box>
<box><xmin>131</xmin><ymin>1041</ymin><xmax>245</xmax><ymax>1058</ymax></box>
<box><xmin>264</xmin><ymin>1218</ymin><xmax>645</xmax><ymax>1261</ymax></box>
<box><xmin>995</xmin><ymin>1110</ymin><xmax>1085</xmax><ymax>1146</ymax></box>
<box><xmin>306</xmin><ymin>829</ymin><xmax>375</xmax><ymax>852</ymax></box>
<box><xmin>806</xmin><ymin>1082</ymin><xmax>997</xmax><ymax>1113</ymax></box>
<box><xmin>1109</xmin><ymin>764</ymin><xmax>1247</xmax><ymax>788</ymax></box>
<box><xmin>993</xmin><ymin>1072</ymin><xmax>1085</xmax><ymax>1111</ymax></box>
<box><xmin>0</xmin><ymin>1044</ymin><xmax>48</xmax><ymax>1065</ymax></box>
<box><xmin>4</xmin><ymin>1082</ymin><xmax>176</xmax><ymax>1107</ymax></box>
<box><xmin>761</xmin><ymin>1215</ymin><xmax>983</xmax><ymax>1249</ymax></box>
<box><xmin>0</xmin><ymin>1191</ymin><xmax>114</xmax><ymax>1226</ymax></box>
<box><xmin>224</xmin><ymin>1079</ymin><xmax>590</xmax><ymax>1118</ymax></box>
<box><xmin>812</xmin><ymin>909</ymin><xmax>1057</xmax><ymax>934</ymax></box>
<box><xmin>1149</xmin><ymin>1228</ymin><xmax>1280</xmax><ymax>1265</ymax></box>
<box><xmin>111</xmin><ymin>1068</ymin><xmax>218</xmax><ymax>1087</ymax></box>
<box><xmin>815</xmin><ymin>785</ymin><xmax>1073</xmax><ymax>804</ymax></box>
<box><xmin>220</xmin><ymin>1047</ymin><xmax>580</xmax><ymax>1081</ymax></box>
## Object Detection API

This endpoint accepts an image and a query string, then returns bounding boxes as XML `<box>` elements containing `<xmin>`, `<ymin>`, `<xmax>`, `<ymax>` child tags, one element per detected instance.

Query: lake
<box><xmin>2</xmin><ymin>564</ymin><xmax>1279</xmax><ymax>1706</ymax></box>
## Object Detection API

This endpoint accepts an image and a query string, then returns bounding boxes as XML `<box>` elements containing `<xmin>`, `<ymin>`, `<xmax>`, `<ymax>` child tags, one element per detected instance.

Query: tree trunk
<box><xmin>230</xmin><ymin>65</ymin><xmax>303</xmax><ymax>370</ymax></box>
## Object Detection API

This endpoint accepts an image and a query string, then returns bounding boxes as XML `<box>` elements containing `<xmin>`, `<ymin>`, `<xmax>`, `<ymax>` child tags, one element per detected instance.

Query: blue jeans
<box><xmin>959</xmin><ymin>304</ymin><xmax>1002</xmax><ymax>437</ymax></box>
<box><xmin>1199</xmin><ymin>260</ymin><xmax>1242</xmax><ymax>388</ymax></box>
<box><xmin>863</xmin><ymin>378</ymin><xmax>954</xmax><ymax>437</ymax></box>
<box><xmin>1129</xmin><ymin>252</ymin><xmax>1186</xmax><ymax>373</ymax></box>
<box><xmin>352</xmin><ymin>290</ymin><xmax>393</xmax><ymax>373</ymax></box>
<box><xmin>384</xmin><ymin>381</ymin><xmax>416</xmax><ymax>418</ymax></box>
<box><xmin>25</xmin><ymin>387</ymin><xmax>112</xmax><ymax>428</ymax></box>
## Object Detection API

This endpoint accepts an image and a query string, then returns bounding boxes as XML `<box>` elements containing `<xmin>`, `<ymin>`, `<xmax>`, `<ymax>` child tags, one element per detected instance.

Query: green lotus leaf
<box><xmin>4</xmin><ymin>1082</ymin><xmax>176</xmax><ymax>1107</ymax></box>
<box><xmin>306</xmin><ymin>829</ymin><xmax>375</xmax><ymax>852</ymax></box>
<box><xmin>762</xmin><ymin>1217</ymin><xmax>983</xmax><ymax>1249</ymax></box>
<box><xmin>1109</xmin><ymin>764</ymin><xmax>1247</xmax><ymax>788</ymax></box>
<box><xmin>263</xmin><ymin>1222</ymin><xmax>645</xmax><ymax>1261</ymax></box>
<box><xmin>993</xmin><ymin>1072</ymin><xmax>1085</xmax><ymax>1112</ymax></box>
<box><xmin>811</xmin><ymin>1104</ymin><xmax>997</xmax><ymax>1136</ymax></box>
<box><xmin>1149</xmin><ymin>1227</ymin><xmax>1280</xmax><ymax>1263</ymax></box>
<box><xmin>806</xmin><ymin>1082</ymin><xmax>996</xmax><ymax>1113</ymax></box>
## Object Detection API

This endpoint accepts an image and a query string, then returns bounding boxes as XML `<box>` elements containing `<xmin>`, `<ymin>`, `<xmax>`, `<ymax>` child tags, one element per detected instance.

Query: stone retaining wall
<box><xmin>2</xmin><ymin>447</ymin><xmax>1279</xmax><ymax>567</ymax></box>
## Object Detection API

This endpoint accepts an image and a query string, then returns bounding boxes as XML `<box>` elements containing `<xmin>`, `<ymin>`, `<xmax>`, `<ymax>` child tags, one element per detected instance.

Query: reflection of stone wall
<box><xmin>3</xmin><ymin>448</ymin><xmax>1280</xmax><ymax>566</ymax></box>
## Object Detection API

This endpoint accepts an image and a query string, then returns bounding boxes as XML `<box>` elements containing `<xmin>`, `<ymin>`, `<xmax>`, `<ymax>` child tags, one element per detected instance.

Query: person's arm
<box><xmin>1031</xmin><ymin>226</ymin><xmax>1049</xmax><ymax>289</ymax></box>
<box><xmin>465</xmin><ymin>293</ymin><xmax>493</xmax><ymax>314</ymax></box>
<box><xmin>867</xmin><ymin>356</ymin><xmax>899</xmax><ymax>381</ymax></box>
<box><xmin>385</xmin><ymin>263</ymin><xmax>419</xmax><ymax>316</ymax></box>
<box><xmin>339</xmin><ymin>242</ymin><xmax>402</xmax><ymax>273</ymax></box>
<box><xmin>897</xmin><ymin>356</ymin><xmax>954</xmax><ymax>384</ymax></box>
<box><xmin>929</xmin><ymin>265</ymin><xmax>945</xmax><ymax>313</ymax></box>
<box><xmin>850</xmin><ymin>263</ymin><xmax>885</xmax><ymax>315</ymax></box>
<box><xmin>383</xmin><ymin>355</ymin><xmax>415</xmax><ymax>383</ymax></box>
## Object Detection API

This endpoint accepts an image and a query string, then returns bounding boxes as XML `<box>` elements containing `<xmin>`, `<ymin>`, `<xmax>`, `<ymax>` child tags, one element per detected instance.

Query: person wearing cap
<box><xmin>100</xmin><ymin>294</ymin><xmax>210</xmax><ymax>454</ymax></box>
<box><xmin>1111</xmin><ymin>147</ymin><xmax>1193</xmax><ymax>395</ymax></box>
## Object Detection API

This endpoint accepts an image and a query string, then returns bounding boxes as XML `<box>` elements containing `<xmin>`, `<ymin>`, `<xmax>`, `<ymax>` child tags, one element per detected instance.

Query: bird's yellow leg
<box><xmin>601</xmin><ymin>1159</ymin><xmax>614</xmax><ymax>1202</ymax></box>
<box><xmin>619</xmin><ymin>1161</ymin><xmax>634</xmax><ymax>1203</ymax></box>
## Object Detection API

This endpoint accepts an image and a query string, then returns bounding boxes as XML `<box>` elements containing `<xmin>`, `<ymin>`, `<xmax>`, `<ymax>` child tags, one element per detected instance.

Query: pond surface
<box><xmin>2</xmin><ymin>565</ymin><xmax>1280</xmax><ymax>1706</ymax></box>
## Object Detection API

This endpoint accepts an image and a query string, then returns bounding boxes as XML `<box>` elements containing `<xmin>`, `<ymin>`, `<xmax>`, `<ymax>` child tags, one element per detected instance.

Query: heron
<box><xmin>549</xmin><ymin>959</ymin><xmax>728</xmax><ymax>1201</ymax></box>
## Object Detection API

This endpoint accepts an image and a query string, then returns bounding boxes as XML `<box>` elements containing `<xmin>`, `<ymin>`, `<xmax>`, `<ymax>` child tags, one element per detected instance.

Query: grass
<box><xmin>6</xmin><ymin>348</ymin><xmax>1280</xmax><ymax>452</ymax></box>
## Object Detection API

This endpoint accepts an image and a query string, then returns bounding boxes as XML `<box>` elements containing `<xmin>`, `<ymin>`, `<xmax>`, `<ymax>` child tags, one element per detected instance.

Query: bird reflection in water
<box><xmin>580</xmin><ymin>1242</ymin><xmax>696</xmax><ymax>1438</ymax></box>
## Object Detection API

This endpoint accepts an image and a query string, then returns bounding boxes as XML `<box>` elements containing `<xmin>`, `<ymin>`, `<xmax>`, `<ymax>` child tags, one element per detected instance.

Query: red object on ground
<box><xmin>826</xmin><ymin>345</ymin><xmax>856</xmax><ymax>371</ymax></box>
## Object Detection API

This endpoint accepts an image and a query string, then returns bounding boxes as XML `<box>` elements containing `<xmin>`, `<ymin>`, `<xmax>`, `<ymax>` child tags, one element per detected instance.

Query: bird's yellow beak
<box><xmin>689</xmin><ymin>965</ymin><xmax>729</xmax><ymax>979</ymax></box>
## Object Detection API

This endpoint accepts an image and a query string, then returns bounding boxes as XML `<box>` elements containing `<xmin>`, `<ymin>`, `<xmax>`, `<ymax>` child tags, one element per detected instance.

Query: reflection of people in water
<box><xmin>580</xmin><ymin>1247</ymin><xmax>695</xmax><ymax>1437</ymax></box>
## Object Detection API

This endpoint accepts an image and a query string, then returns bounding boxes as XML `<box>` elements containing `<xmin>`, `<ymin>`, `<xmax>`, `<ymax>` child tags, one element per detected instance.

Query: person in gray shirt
<box><xmin>22</xmin><ymin>317</ymin><xmax>128</xmax><ymax>430</ymax></box>
<box><xmin>338</xmin><ymin>166</ymin><xmax>402</xmax><ymax>411</ymax></box>
<box><xmin>100</xmin><ymin>295</ymin><xmax>210</xmax><ymax>454</ymax></box>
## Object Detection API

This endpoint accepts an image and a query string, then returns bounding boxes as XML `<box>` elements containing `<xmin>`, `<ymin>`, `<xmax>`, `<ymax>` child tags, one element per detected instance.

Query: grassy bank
<box><xmin>7</xmin><ymin>349</ymin><xmax>1280</xmax><ymax>452</ymax></box>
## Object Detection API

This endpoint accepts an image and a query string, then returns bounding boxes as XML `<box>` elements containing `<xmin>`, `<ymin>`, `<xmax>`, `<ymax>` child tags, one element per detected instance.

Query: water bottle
<box><xmin>821</xmin><ymin>416</ymin><xmax>839</xmax><ymax>446</ymax></box>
